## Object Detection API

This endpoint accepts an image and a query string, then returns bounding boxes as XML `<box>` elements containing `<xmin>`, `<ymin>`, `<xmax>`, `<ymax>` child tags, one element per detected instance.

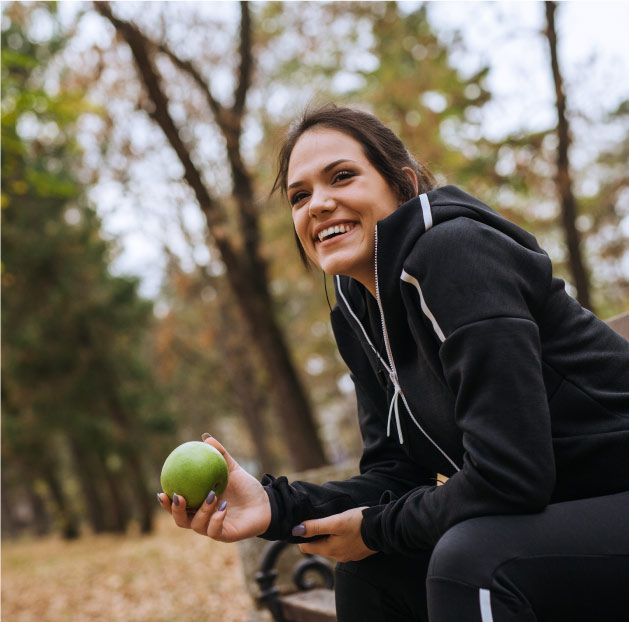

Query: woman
<box><xmin>157</xmin><ymin>104</ymin><xmax>629</xmax><ymax>621</ymax></box>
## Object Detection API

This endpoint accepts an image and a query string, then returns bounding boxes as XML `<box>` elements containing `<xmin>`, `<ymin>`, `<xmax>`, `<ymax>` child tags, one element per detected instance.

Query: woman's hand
<box><xmin>157</xmin><ymin>435</ymin><xmax>271</xmax><ymax>542</ymax></box>
<box><xmin>294</xmin><ymin>507</ymin><xmax>378</xmax><ymax>563</ymax></box>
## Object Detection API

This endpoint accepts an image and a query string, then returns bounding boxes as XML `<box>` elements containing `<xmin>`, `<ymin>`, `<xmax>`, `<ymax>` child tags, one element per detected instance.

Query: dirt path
<box><xmin>2</xmin><ymin>513</ymin><xmax>256</xmax><ymax>622</ymax></box>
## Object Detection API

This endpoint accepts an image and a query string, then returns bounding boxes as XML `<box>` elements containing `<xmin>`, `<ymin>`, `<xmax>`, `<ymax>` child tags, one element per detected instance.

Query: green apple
<box><xmin>160</xmin><ymin>441</ymin><xmax>229</xmax><ymax>510</ymax></box>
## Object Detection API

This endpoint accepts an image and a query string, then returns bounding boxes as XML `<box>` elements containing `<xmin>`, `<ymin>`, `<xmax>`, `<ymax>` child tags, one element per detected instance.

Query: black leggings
<box><xmin>334</xmin><ymin>491</ymin><xmax>629</xmax><ymax>621</ymax></box>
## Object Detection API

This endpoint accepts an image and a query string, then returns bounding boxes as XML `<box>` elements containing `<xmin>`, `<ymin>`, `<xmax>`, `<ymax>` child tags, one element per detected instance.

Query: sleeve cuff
<box><xmin>360</xmin><ymin>504</ymin><xmax>387</xmax><ymax>552</ymax></box>
<box><xmin>257</xmin><ymin>473</ymin><xmax>286</xmax><ymax>541</ymax></box>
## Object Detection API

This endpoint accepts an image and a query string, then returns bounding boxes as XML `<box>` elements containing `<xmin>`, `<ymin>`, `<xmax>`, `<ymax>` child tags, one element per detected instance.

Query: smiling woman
<box><xmin>158</xmin><ymin>104</ymin><xmax>629</xmax><ymax>622</ymax></box>
<box><xmin>286</xmin><ymin>129</ymin><xmax>409</xmax><ymax>292</ymax></box>
<box><xmin>272</xmin><ymin>104</ymin><xmax>436</xmax><ymax>273</ymax></box>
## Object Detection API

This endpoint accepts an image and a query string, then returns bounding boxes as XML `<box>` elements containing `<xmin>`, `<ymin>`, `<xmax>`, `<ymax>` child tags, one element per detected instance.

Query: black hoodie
<box><xmin>260</xmin><ymin>185</ymin><xmax>629</xmax><ymax>554</ymax></box>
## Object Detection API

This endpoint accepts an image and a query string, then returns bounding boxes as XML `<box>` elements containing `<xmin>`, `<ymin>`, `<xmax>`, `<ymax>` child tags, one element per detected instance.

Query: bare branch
<box><xmin>155</xmin><ymin>40</ymin><xmax>225</xmax><ymax>125</ymax></box>
<box><xmin>153</xmin><ymin>12</ymin><xmax>261</xmax><ymax>273</ymax></box>
<box><xmin>544</xmin><ymin>1</ymin><xmax>592</xmax><ymax>310</ymax></box>
<box><xmin>233</xmin><ymin>1</ymin><xmax>253</xmax><ymax>118</ymax></box>
<box><xmin>93</xmin><ymin>1</ymin><xmax>242</xmax><ymax>274</ymax></box>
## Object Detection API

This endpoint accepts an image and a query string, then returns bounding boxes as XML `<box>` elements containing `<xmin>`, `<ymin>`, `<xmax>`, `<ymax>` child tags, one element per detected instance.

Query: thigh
<box><xmin>427</xmin><ymin>491</ymin><xmax>629</xmax><ymax>622</ymax></box>
<box><xmin>335</xmin><ymin>550</ymin><xmax>432</xmax><ymax>622</ymax></box>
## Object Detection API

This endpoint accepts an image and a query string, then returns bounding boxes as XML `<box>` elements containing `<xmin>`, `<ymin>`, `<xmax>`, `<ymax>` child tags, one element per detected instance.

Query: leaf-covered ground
<box><xmin>2</xmin><ymin>513</ymin><xmax>256</xmax><ymax>622</ymax></box>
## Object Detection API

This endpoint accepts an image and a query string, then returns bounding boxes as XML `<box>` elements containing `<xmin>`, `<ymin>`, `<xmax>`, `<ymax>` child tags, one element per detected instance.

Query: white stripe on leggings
<box><xmin>479</xmin><ymin>589</ymin><xmax>494</xmax><ymax>622</ymax></box>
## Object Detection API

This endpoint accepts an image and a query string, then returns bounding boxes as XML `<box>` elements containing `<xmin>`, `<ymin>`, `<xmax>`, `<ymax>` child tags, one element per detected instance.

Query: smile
<box><xmin>317</xmin><ymin>223</ymin><xmax>356</xmax><ymax>242</ymax></box>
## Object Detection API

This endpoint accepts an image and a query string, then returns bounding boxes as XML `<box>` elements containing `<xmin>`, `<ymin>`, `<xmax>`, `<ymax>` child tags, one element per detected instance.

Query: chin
<box><xmin>316</xmin><ymin>249</ymin><xmax>361</xmax><ymax>279</ymax></box>
<box><xmin>322</xmin><ymin>264</ymin><xmax>355</xmax><ymax>280</ymax></box>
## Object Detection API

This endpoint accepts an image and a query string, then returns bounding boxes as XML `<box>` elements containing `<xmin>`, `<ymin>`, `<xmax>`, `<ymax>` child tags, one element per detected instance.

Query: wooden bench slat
<box><xmin>607</xmin><ymin>311</ymin><xmax>629</xmax><ymax>339</ymax></box>
<box><xmin>280</xmin><ymin>588</ymin><xmax>337</xmax><ymax>622</ymax></box>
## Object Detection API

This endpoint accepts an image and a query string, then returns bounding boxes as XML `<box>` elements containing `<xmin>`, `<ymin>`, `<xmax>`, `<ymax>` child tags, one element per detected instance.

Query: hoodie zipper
<box><xmin>374</xmin><ymin>225</ymin><xmax>461</xmax><ymax>472</ymax></box>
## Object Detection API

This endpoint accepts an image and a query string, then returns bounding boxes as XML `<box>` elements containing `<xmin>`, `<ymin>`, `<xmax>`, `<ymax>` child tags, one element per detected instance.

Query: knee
<box><xmin>428</xmin><ymin>517</ymin><xmax>502</xmax><ymax>586</ymax></box>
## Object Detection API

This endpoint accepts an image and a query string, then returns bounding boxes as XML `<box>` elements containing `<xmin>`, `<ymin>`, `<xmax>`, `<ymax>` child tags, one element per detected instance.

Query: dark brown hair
<box><xmin>272</xmin><ymin>103</ymin><xmax>436</xmax><ymax>267</ymax></box>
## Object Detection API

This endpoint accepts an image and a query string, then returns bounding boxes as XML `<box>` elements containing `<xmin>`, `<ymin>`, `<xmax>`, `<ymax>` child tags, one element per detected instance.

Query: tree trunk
<box><xmin>215</xmin><ymin>296</ymin><xmax>279</xmax><ymax>474</ymax></box>
<box><xmin>228</xmin><ymin>275</ymin><xmax>328</xmax><ymax>470</ymax></box>
<box><xmin>28</xmin><ymin>485</ymin><xmax>52</xmax><ymax>536</ymax></box>
<box><xmin>44</xmin><ymin>471</ymin><xmax>81</xmax><ymax>540</ymax></box>
<box><xmin>69</xmin><ymin>440</ymin><xmax>111</xmax><ymax>533</ymax></box>
<box><xmin>101</xmin><ymin>466</ymin><xmax>132</xmax><ymax>533</ymax></box>
<box><xmin>544</xmin><ymin>2</ymin><xmax>593</xmax><ymax>310</ymax></box>
<box><xmin>1</xmin><ymin>471</ymin><xmax>21</xmax><ymax>539</ymax></box>
<box><xmin>125</xmin><ymin>452</ymin><xmax>155</xmax><ymax>534</ymax></box>
<box><xmin>94</xmin><ymin>2</ymin><xmax>328</xmax><ymax>471</ymax></box>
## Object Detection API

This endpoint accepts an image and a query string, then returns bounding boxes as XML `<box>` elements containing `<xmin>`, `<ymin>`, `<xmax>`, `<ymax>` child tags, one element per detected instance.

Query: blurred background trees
<box><xmin>1</xmin><ymin>2</ymin><xmax>174</xmax><ymax>538</ymax></box>
<box><xmin>2</xmin><ymin>0</ymin><xmax>628</xmax><ymax>540</ymax></box>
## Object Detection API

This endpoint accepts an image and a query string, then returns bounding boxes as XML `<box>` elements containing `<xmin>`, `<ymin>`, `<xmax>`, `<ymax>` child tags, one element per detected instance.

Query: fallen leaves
<box><xmin>2</xmin><ymin>513</ymin><xmax>255</xmax><ymax>622</ymax></box>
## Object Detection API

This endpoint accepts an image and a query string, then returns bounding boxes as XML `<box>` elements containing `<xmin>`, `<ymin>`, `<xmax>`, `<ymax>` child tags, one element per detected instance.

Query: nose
<box><xmin>308</xmin><ymin>186</ymin><xmax>336</xmax><ymax>218</ymax></box>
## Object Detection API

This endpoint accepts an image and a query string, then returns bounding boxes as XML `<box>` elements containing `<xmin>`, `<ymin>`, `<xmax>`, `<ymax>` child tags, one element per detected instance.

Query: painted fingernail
<box><xmin>157</xmin><ymin>493</ymin><xmax>162</xmax><ymax>504</ymax></box>
<box><xmin>173</xmin><ymin>493</ymin><xmax>180</xmax><ymax>506</ymax></box>
<box><xmin>201</xmin><ymin>433</ymin><xmax>212</xmax><ymax>440</ymax></box>
<box><xmin>205</xmin><ymin>491</ymin><xmax>216</xmax><ymax>505</ymax></box>
<box><xmin>291</xmin><ymin>524</ymin><xmax>306</xmax><ymax>537</ymax></box>
<box><xmin>218</xmin><ymin>500</ymin><xmax>227</xmax><ymax>512</ymax></box>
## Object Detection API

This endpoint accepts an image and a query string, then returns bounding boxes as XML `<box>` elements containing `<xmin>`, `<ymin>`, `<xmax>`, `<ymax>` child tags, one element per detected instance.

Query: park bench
<box><xmin>253</xmin><ymin>311</ymin><xmax>629</xmax><ymax>622</ymax></box>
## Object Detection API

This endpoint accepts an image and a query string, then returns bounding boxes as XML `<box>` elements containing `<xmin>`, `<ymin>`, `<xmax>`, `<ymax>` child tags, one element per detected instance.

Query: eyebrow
<box><xmin>287</xmin><ymin>159</ymin><xmax>356</xmax><ymax>191</ymax></box>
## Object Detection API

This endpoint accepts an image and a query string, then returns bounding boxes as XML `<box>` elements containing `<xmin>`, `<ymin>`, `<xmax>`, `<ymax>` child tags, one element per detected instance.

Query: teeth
<box><xmin>318</xmin><ymin>223</ymin><xmax>354</xmax><ymax>242</ymax></box>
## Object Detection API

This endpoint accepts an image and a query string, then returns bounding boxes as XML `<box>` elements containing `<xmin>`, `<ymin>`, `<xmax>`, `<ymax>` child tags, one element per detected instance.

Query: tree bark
<box><xmin>1</xmin><ymin>471</ymin><xmax>21</xmax><ymax>539</ymax></box>
<box><xmin>544</xmin><ymin>2</ymin><xmax>593</xmax><ymax>310</ymax></box>
<box><xmin>215</xmin><ymin>293</ymin><xmax>280</xmax><ymax>474</ymax></box>
<box><xmin>94</xmin><ymin>1</ymin><xmax>327</xmax><ymax>470</ymax></box>
<box><xmin>163</xmin><ymin>255</ymin><xmax>280</xmax><ymax>474</ymax></box>
<box><xmin>28</xmin><ymin>485</ymin><xmax>52</xmax><ymax>536</ymax></box>
<box><xmin>125</xmin><ymin>452</ymin><xmax>154</xmax><ymax>534</ymax></box>
<box><xmin>44</xmin><ymin>470</ymin><xmax>81</xmax><ymax>540</ymax></box>
<box><xmin>69</xmin><ymin>440</ymin><xmax>114</xmax><ymax>533</ymax></box>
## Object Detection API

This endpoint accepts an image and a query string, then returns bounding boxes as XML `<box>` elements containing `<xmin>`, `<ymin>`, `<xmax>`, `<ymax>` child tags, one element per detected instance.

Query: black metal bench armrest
<box><xmin>255</xmin><ymin>540</ymin><xmax>335</xmax><ymax>622</ymax></box>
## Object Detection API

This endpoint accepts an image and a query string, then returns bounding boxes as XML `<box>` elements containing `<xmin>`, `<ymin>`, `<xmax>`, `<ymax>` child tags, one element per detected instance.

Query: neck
<box><xmin>342</xmin><ymin>271</ymin><xmax>377</xmax><ymax>299</ymax></box>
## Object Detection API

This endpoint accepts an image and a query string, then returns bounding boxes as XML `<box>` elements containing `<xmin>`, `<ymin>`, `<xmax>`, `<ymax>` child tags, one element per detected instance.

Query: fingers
<box><xmin>298</xmin><ymin>534</ymin><xmax>335</xmax><ymax>558</ymax></box>
<box><xmin>206</xmin><ymin>500</ymin><xmax>228</xmax><ymax>540</ymax></box>
<box><xmin>156</xmin><ymin>491</ymin><xmax>192</xmax><ymax>527</ymax></box>
<box><xmin>170</xmin><ymin>492</ymin><xmax>191</xmax><ymax>528</ymax></box>
<box><xmin>189</xmin><ymin>490</ymin><xmax>218</xmax><ymax>535</ymax></box>
<box><xmin>157</xmin><ymin>492</ymin><xmax>172</xmax><ymax>514</ymax></box>
<box><xmin>293</xmin><ymin>515</ymin><xmax>337</xmax><ymax>538</ymax></box>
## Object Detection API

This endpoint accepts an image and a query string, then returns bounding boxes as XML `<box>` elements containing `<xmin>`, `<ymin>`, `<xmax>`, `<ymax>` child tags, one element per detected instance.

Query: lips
<box><xmin>313</xmin><ymin>220</ymin><xmax>357</xmax><ymax>243</ymax></box>
<box><xmin>317</xmin><ymin>222</ymin><xmax>356</xmax><ymax>242</ymax></box>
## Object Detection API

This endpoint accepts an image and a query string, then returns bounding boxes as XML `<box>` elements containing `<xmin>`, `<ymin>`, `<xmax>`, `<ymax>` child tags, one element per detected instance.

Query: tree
<box><xmin>93</xmin><ymin>1</ymin><xmax>327</xmax><ymax>471</ymax></box>
<box><xmin>153</xmin><ymin>247</ymin><xmax>282</xmax><ymax>475</ymax></box>
<box><xmin>543</xmin><ymin>1</ymin><xmax>592</xmax><ymax>310</ymax></box>
<box><xmin>1</xmin><ymin>3</ymin><xmax>173</xmax><ymax>537</ymax></box>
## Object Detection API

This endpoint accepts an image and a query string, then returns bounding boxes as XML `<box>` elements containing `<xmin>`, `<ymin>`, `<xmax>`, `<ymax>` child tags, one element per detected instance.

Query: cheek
<box><xmin>292</xmin><ymin>212</ymin><xmax>312</xmax><ymax>248</ymax></box>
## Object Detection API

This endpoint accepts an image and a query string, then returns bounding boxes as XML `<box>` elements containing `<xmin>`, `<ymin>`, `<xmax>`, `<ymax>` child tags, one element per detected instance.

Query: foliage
<box><xmin>3</xmin><ymin>0</ymin><xmax>627</xmax><ymax>536</ymax></box>
<box><xmin>254</xmin><ymin>1</ymin><xmax>628</xmax><ymax>316</ymax></box>
<box><xmin>1</xmin><ymin>3</ymin><xmax>174</xmax><ymax>538</ymax></box>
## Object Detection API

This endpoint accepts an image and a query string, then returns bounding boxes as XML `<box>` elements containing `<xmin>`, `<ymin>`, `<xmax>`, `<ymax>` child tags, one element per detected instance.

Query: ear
<box><xmin>402</xmin><ymin>166</ymin><xmax>419</xmax><ymax>196</ymax></box>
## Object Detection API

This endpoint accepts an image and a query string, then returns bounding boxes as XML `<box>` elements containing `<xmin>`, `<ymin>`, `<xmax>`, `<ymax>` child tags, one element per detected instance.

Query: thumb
<box><xmin>292</xmin><ymin>515</ymin><xmax>338</xmax><ymax>538</ymax></box>
<box><xmin>201</xmin><ymin>434</ymin><xmax>238</xmax><ymax>471</ymax></box>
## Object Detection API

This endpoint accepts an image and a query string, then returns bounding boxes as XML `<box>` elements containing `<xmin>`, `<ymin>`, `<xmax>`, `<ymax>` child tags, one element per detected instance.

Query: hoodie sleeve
<box><xmin>259</xmin><ymin>306</ymin><xmax>432</xmax><ymax>542</ymax></box>
<box><xmin>361</xmin><ymin>217</ymin><xmax>556</xmax><ymax>553</ymax></box>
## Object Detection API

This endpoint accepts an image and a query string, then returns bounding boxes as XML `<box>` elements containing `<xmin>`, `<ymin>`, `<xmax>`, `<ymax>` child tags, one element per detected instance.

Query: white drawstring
<box><xmin>386</xmin><ymin>378</ymin><xmax>404</xmax><ymax>444</ymax></box>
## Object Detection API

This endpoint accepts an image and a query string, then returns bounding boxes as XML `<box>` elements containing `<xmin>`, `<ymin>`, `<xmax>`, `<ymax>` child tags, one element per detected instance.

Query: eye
<box><xmin>290</xmin><ymin>191</ymin><xmax>309</xmax><ymax>207</ymax></box>
<box><xmin>332</xmin><ymin>170</ymin><xmax>354</xmax><ymax>183</ymax></box>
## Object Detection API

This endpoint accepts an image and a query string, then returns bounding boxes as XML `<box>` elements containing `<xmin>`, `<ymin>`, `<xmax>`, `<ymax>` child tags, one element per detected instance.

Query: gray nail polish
<box><xmin>201</xmin><ymin>433</ymin><xmax>212</xmax><ymax>440</ymax></box>
<box><xmin>218</xmin><ymin>500</ymin><xmax>227</xmax><ymax>512</ymax></box>
<box><xmin>292</xmin><ymin>524</ymin><xmax>306</xmax><ymax>537</ymax></box>
<box><xmin>206</xmin><ymin>490</ymin><xmax>216</xmax><ymax>505</ymax></box>
<box><xmin>173</xmin><ymin>493</ymin><xmax>179</xmax><ymax>506</ymax></box>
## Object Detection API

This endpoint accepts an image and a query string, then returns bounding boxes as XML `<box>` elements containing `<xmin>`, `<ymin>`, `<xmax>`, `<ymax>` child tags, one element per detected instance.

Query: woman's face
<box><xmin>287</xmin><ymin>128</ymin><xmax>401</xmax><ymax>288</ymax></box>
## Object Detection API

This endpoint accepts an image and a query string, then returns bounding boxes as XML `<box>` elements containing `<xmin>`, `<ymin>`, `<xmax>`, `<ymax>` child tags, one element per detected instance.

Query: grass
<box><xmin>1</xmin><ymin>513</ymin><xmax>255</xmax><ymax>622</ymax></box>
